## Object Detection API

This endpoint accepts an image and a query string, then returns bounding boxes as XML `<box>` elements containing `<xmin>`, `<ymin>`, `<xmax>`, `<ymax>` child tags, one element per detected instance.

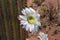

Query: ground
<box><xmin>27</xmin><ymin>0</ymin><xmax>60</xmax><ymax>40</ymax></box>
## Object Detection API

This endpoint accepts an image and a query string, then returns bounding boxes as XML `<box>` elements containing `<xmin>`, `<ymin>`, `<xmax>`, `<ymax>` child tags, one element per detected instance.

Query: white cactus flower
<box><xmin>38</xmin><ymin>32</ymin><xmax>48</xmax><ymax>40</ymax></box>
<box><xmin>18</xmin><ymin>7</ymin><xmax>41</xmax><ymax>33</ymax></box>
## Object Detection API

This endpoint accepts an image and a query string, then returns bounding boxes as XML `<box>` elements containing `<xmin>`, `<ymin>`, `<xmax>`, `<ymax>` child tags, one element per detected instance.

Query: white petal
<box><xmin>22</xmin><ymin>25</ymin><xmax>26</xmax><ymax>28</ymax></box>
<box><xmin>29</xmin><ymin>24</ymin><xmax>34</xmax><ymax>32</ymax></box>
<box><xmin>25</xmin><ymin>8</ymin><xmax>31</xmax><ymax>15</ymax></box>
<box><xmin>23</xmin><ymin>22</ymin><xmax>28</xmax><ymax>25</ymax></box>
<box><xmin>35</xmin><ymin>17</ymin><xmax>41</xmax><ymax>26</ymax></box>
<box><xmin>39</xmin><ymin>32</ymin><xmax>45</xmax><ymax>36</ymax></box>
<box><xmin>34</xmin><ymin>25</ymin><xmax>39</xmax><ymax>32</ymax></box>
<box><xmin>26</xmin><ymin>39</ymin><xmax>29</xmax><ymax>40</ymax></box>
<box><xmin>29</xmin><ymin>8</ymin><xmax>36</xmax><ymax>14</ymax></box>
<box><xmin>36</xmin><ymin>21</ymin><xmax>41</xmax><ymax>26</ymax></box>
<box><xmin>26</xmin><ymin>24</ymin><xmax>35</xmax><ymax>32</ymax></box>
<box><xmin>21</xmin><ymin>9</ymin><xmax>26</xmax><ymax>15</ymax></box>
<box><xmin>20</xmin><ymin>20</ymin><xmax>27</xmax><ymax>25</ymax></box>
<box><xmin>22</xmin><ymin>22</ymin><xmax>28</xmax><ymax>28</ymax></box>
<box><xmin>34</xmin><ymin>13</ymin><xmax>40</xmax><ymax>19</ymax></box>
<box><xmin>39</xmin><ymin>32</ymin><xmax>48</xmax><ymax>40</ymax></box>
<box><xmin>25</xmin><ymin>24</ymin><xmax>30</xmax><ymax>31</ymax></box>
<box><xmin>19</xmin><ymin>15</ymin><xmax>27</xmax><ymax>20</ymax></box>
<box><xmin>18</xmin><ymin>15</ymin><xmax>21</xmax><ymax>20</ymax></box>
<box><xmin>37</xmin><ymin>13</ymin><xmax>40</xmax><ymax>17</ymax></box>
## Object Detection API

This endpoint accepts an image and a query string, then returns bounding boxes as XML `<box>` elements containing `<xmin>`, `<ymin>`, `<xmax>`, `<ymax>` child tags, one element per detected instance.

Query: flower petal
<box><xmin>25</xmin><ymin>8</ymin><xmax>32</xmax><ymax>15</ymax></box>
<box><xmin>37</xmin><ymin>21</ymin><xmax>41</xmax><ymax>26</ymax></box>
<box><xmin>19</xmin><ymin>15</ymin><xmax>27</xmax><ymax>20</ymax></box>
<box><xmin>25</xmin><ymin>24</ymin><xmax>35</xmax><ymax>32</ymax></box>
<box><xmin>22</xmin><ymin>22</ymin><xmax>28</xmax><ymax>28</ymax></box>
<box><xmin>34</xmin><ymin>25</ymin><xmax>39</xmax><ymax>32</ymax></box>
<box><xmin>34</xmin><ymin>13</ymin><xmax>40</xmax><ymax>19</ymax></box>
<box><xmin>20</xmin><ymin>20</ymin><xmax>27</xmax><ymax>25</ymax></box>
<box><xmin>21</xmin><ymin>9</ymin><xmax>26</xmax><ymax>15</ymax></box>
<box><xmin>25</xmin><ymin>24</ymin><xmax>30</xmax><ymax>31</ymax></box>
<box><xmin>29</xmin><ymin>24</ymin><xmax>34</xmax><ymax>32</ymax></box>
<box><xmin>39</xmin><ymin>32</ymin><xmax>48</xmax><ymax>40</ymax></box>
<box><xmin>29</xmin><ymin>8</ymin><xmax>36</xmax><ymax>14</ymax></box>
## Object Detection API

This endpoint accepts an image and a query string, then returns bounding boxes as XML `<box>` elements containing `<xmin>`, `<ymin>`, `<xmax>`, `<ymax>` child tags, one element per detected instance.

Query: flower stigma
<box><xmin>27</xmin><ymin>16</ymin><xmax>37</xmax><ymax>24</ymax></box>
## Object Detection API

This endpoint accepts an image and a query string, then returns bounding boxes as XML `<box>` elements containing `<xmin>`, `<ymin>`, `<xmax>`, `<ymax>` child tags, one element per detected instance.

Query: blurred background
<box><xmin>0</xmin><ymin>0</ymin><xmax>60</xmax><ymax>40</ymax></box>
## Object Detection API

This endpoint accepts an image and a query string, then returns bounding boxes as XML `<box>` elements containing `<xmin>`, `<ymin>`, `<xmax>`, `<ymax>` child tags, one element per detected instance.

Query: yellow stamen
<box><xmin>27</xmin><ymin>16</ymin><xmax>37</xmax><ymax>24</ymax></box>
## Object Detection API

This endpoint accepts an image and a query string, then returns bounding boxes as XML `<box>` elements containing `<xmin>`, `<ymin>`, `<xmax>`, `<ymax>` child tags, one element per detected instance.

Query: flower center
<box><xmin>27</xmin><ymin>16</ymin><xmax>37</xmax><ymax>24</ymax></box>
